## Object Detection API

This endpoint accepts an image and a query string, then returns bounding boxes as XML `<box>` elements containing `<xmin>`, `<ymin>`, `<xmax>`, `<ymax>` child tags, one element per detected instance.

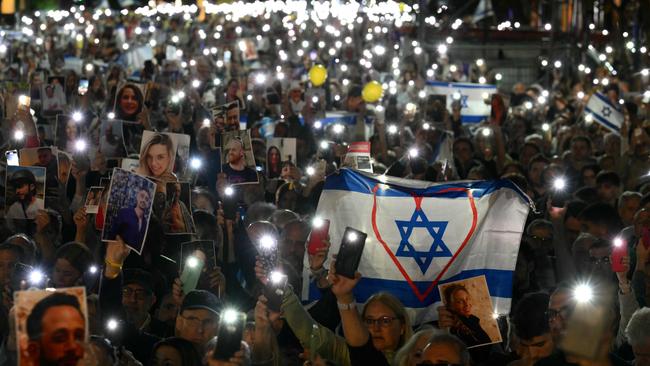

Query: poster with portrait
<box><xmin>37</xmin><ymin>123</ymin><xmax>55</xmax><ymax>146</ymax></box>
<box><xmin>265</xmin><ymin>138</ymin><xmax>296</xmax><ymax>179</ymax></box>
<box><xmin>19</xmin><ymin>147</ymin><xmax>60</xmax><ymax>197</ymax></box>
<box><xmin>166</xmin><ymin>132</ymin><xmax>191</xmax><ymax>180</ymax></box>
<box><xmin>112</xmin><ymin>82</ymin><xmax>147</xmax><ymax>123</ymax></box>
<box><xmin>99</xmin><ymin>119</ymin><xmax>127</xmax><ymax>158</ymax></box>
<box><xmin>239</xmin><ymin>38</ymin><xmax>259</xmax><ymax>61</ymax></box>
<box><xmin>215</xmin><ymin>100</ymin><xmax>241</xmax><ymax>131</ymax></box>
<box><xmin>84</xmin><ymin>186</ymin><xmax>104</xmax><ymax>214</ymax></box>
<box><xmin>41</xmin><ymin>76</ymin><xmax>66</xmax><ymax>117</ymax></box>
<box><xmin>57</xmin><ymin>151</ymin><xmax>72</xmax><ymax>186</ymax></box>
<box><xmin>138</xmin><ymin>131</ymin><xmax>179</xmax><ymax>180</ymax></box>
<box><xmin>14</xmin><ymin>287</ymin><xmax>88</xmax><ymax>366</ymax></box>
<box><xmin>181</xmin><ymin>240</ymin><xmax>217</xmax><ymax>270</ymax></box>
<box><xmin>101</xmin><ymin>168</ymin><xmax>156</xmax><ymax>254</ymax></box>
<box><xmin>163</xmin><ymin>182</ymin><xmax>195</xmax><ymax>235</ymax></box>
<box><xmin>2</xmin><ymin>81</ymin><xmax>30</xmax><ymax>118</ymax></box>
<box><xmin>55</xmin><ymin>114</ymin><xmax>84</xmax><ymax>153</ymax></box>
<box><xmin>342</xmin><ymin>142</ymin><xmax>373</xmax><ymax>173</ymax></box>
<box><xmin>221</xmin><ymin>130</ymin><xmax>258</xmax><ymax>185</ymax></box>
<box><xmin>4</xmin><ymin>166</ymin><xmax>46</xmax><ymax>220</ymax></box>
<box><xmin>438</xmin><ymin>275</ymin><xmax>502</xmax><ymax>348</ymax></box>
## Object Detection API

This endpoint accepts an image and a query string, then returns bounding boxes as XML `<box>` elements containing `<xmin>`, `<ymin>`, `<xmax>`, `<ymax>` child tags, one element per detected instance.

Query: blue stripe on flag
<box><xmin>584</xmin><ymin>106</ymin><xmax>620</xmax><ymax>132</ymax></box>
<box><xmin>594</xmin><ymin>92</ymin><xmax>621</xmax><ymax>112</ymax></box>
<box><xmin>323</xmin><ymin>169</ymin><xmax>530</xmax><ymax>203</ymax></box>
<box><xmin>307</xmin><ymin>269</ymin><xmax>513</xmax><ymax>308</ymax></box>
<box><xmin>461</xmin><ymin>115</ymin><xmax>487</xmax><ymax>123</ymax></box>
<box><xmin>426</xmin><ymin>81</ymin><xmax>497</xmax><ymax>90</ymax></box>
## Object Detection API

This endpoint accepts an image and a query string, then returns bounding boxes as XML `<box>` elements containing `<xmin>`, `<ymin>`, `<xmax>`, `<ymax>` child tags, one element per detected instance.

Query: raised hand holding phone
<box><xmin>213</xmin><ymin>309</ymin><xmax>247</xmax><ymax>361</ymax></box>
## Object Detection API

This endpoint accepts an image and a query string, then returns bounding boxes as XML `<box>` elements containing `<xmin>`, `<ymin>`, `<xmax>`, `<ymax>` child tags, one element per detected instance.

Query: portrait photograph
<box><xmin>438</xmin><ymin>275</ymin><xmax>502</xmax><ymax>348</ymax></box>
<box><xmin>181</xmin><ymin>240</ymin><xmax>217</xmax><ymax>271</ymax></box>
<box><xmin>57</xmin><ymin>151</ymin><xmax>72</xmax><ymax>186</ymax></box>
<box><xmin>265</xmin><ymin>137</ymin><xmax>297</xmax><ymax>179</ymax></box>
<box><xmin>165</xmin><ymin>132</ymin><xmax>191</xmax><ymax>180</ymax></box>
<box><xmin>14</xmin><ymin>287</ymin><xmax>87</xmax><ymax>366</ymax></box>
<box><xmin>4</xmin><ymin>166</ymin><xmax>46</xmax><ymax>220</ymax></box>
<box><xmin>163</xmin><ymin>181</ymin><xmax>195</xmax><ymax>235</ymax></box>
<box><xmin>221</xmin><ymin>129</ymin><xmax>258</xmax><ymax>185</ymax></box>
<box><xmin>112</xmin><ymin>82</ymin><xmax>146</xmax><ymax>123</ymax></box>
<box><xmin>138</xmin><ymin>131</ymin><xmax>178</xmax><ymax>180</ymax></box>
<box><xmin>99</xmin><ymin>119</ymin><xmax>127</xmax><ymax>158</ymax></box>
<box><xmin>41</xmin><ymin>76</ymin><xmax>66</xmax><ymax>116</ymax></box>
<box><xmin>101</xmin><ymin>168</ymin><xmax>156</xmax><ymax>254</ymax></box>
<box><xmin>216</xmin><ymin>100</ymin><xmax>241</xmax><ymax>132</ymax></box>
<box><xmin>19</xmin><ymin>146</ymin><xmax>60</xmax><ymax>197</ymax></box>
<box><xmin>2</xmin><ymin>81</ymin><xmax>30</xmax><ymax>118</ymax></box>
<box><xmin>55</xmin><ymin>114</ymin><xmax>84</xmax><ymax>153</ymax></box>
<box><xmin>84</xmin><ymin>186</ymin><xmax>104</xmax><ymax>214</ymax></box>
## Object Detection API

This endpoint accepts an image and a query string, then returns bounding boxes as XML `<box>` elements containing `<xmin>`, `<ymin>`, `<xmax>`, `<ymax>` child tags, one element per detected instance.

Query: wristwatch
<box><xmin>337</xmin><ymin>301</ymin><xmax>357</xmax><ymax>311</ymax></box>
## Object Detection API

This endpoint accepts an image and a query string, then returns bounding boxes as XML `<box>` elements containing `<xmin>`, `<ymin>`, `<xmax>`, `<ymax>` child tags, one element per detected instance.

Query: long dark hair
<box><xmin>150</xmin><ymin>337</ymin><xmax>202</xmax><ymax>366</ymax></box>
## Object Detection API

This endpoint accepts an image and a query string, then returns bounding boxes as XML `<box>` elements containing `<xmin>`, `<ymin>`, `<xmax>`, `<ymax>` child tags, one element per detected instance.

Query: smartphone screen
<box><xmin>334</xmin><ymin>227</ymin><xmax>367</xmax><ymax>279</ymax></box>
<box><xmin>257</xmin><ymin>234</ymin><xmax>279</xmax><ymax>274</ymax></box>
<box><xmin>5</xmin><ymin>150</ymin><xmax>19</xmax><ymax>166</ymax></box>
<box><xmin>180</xmin><ymin>253</ymin><xmax>205</xmax><ymax>294</ymax></box>
<box><xmin>213</xmin><ymin>311</ymin><xmax>246</xmax><ymax>360</ymax></box>
<box><xmin>307</xmin><ymin>218</ymin><xmax>330</xmax><ymax>255</ymax></box>
<box><xmin>78</xmin><ymin>79</ymin><xmax>89</xmax><ymax>95</ymax></box>
<box><xmin>263</xmin><ymin>272</ymin><xmax>287</xmax><ymax>312</ymax></box>
<box><xmin>611</xmin><ymin>239</ymin><xmax>627</xmax><ymax>273</ymax></box>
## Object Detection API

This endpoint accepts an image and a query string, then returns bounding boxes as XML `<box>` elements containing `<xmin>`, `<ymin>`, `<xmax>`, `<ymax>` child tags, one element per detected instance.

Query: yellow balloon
<box><xmin>362</xmin><ymin>81</ymin><xmax>383</xmax><ymax>103</ymax></box>
<box><xmin>309</xmin><ymin>65</ymin><xmax>328</xmax><ymax>87</ymax></box>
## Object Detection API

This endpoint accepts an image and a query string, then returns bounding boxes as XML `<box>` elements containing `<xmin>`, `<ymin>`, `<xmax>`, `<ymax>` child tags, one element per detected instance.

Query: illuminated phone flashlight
<box><xmin>88</xmin><ymin>265</ymin><xmax>98</xmax><ymax>274</ymax></box>
<box><xmin>18</xmin><ymin>94</ymin><xmax>29</xmax><ymax>106</ymax></box>
<box><xmin>452</xmin><ymin>91</ymin><xmax>461</xmax><ymax>101</ymax></box>
<box><xmin>306</xmin><ymin>166</ymin><xmax>316</xmax><ymax>176</ymax></box>
<box><xmin>74</xmin><ymin>139</ymin><xmax>87</xmax><ymax>152</ymax></box>
<box><xmin>524</xmin><ymin>101</ymin><xmax>533</xmax><ymax>110</ymax></box>
<box><xmin>319</xmin><ymin>141</ymin><xmax>329</xmax><ymax>150</ymax></box>
<box><xmin>28</xmin><ymin>269</ymin><xmax>45</xmax><ymax>285</ymax></box>
<box><xmin>542</xmin><ymin>123</ymin><xmax>550</xmax><ymax>132</ymax></box>
<box><xmin>186</xmin><ymin>255</ymin><xmax>200</xmax><ymax>269</ymax></box>
<box><xmin>213</xmin><ymin>77</ymin><xmax>222</xmax><ymax>86</ymax></box>
<box><xmin>312</xmin><ymin>96</ymin><xmax>319</xmax><ymax>104</ymax></box>
<box><xmin>72</xmin><ymin>111</ymin><xmax>83</xmax><ymax>122</ymax></box>
<box><xmin>405</xmin><ymin>103</ymin><xmax>416</xmax><ymax>113</ymax></box>
<box><xmin>222</xmin><ymin>308</ymin><xmax>238</xmax><ymax>324</ymax></box>
<box><xmin>537</xmin><ymin>96</ymin><xmax>547</xmax><ymax>104</ymax></box>
<box><xmin>481</xmin><ymin>128</ymin><xmax>492</xmax><ymax>137</ymax></box>
<box><xmin>190</xmin><ymin>157</ymin><xmax>202</xmax><ymax>170</ymax></box>
<box><xmin>312</xmin><ymin>216</ymin><xmax>324</xmax><ymax>228</ymax></box>
<box><xmin>255</xmin><ymin>73</ymin><xmax>267</xmax><ymax>85</ymax></box>
<box><xmin>422</xmin><ymin>122</ymin><xmax>430</xmax><ymax>130</ymax></box>
<box><xmin>332</xmin><ymin>124</ymin><xmax>344</xmax><ymax>134</ymax></box>
<box><xmin>408</xmin><ymin>148</ymin><xmax>419</xmax><ymax>158</ymax></box>
<box><xmin>387</xmin><ymin>124</ymin><xmax>398</xmax><ymax>134</ymax></box>
<box><xmin>552</xmin><ymin>177</ymin><xmax>566</xmax><ymax>191</ymax></box>
<box><xmin>573</xmin><ymin>282</ymin><xmax>593</xmax><ymax>303</ymax></box>
<box><xmin>269</xmin><ymin>270</ymin><xmax>285</xmax><ymax>284</ymax></box>
<box><xmin>192</xmin><ymin>79</ymin><xmax>201</xmax><ymax>88</ymax></box>
<box><xmin>613</xmin><ymin>237</ymin><xmax>624</xmax><ymax>248</ymax></box>
<box><xmin>107</xmin><ymin>112</ymin><xmax>115</xmax><ymax>119</ymax></box>
<box><xmin>85</xmin><ymin>63</ymin><xmax>93</xmax><ymax>72</ymax></box>
<box><xmin>347</xmin><ymin>231</ymin><xmax>359</xmax><ymax>242</ymax></box>
<box><xmin>202</xmin><ymin>118</ymin><xmax>211</xmax><ymax>127</ymax></box>
<box><xmin>224</xmin><ymin>186</ymin><xmax>234</xmax><ymax>196</ymax></box>
<box><xmin>106</xmin><ymin>318</ymin><xmax>119</xmax><ymax>332</ymax></box>
<box><xmin>259</xmin><ymin>235</ymin><xmax>276</xmax><ymax>250</ymax></box>
<box><xmin>13</xmin><ymin>129</ymin><xmax>25</xmax><ymax>141</ymax></box>
<box><xmin>313</xmin><ymin>120</ymin><xmax>322</xmax><ymax>129</ymax></box>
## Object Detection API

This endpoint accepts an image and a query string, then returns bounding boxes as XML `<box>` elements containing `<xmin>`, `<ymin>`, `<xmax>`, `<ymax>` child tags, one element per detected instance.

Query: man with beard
<box><xmin>107</xmin><ymin>188</ymin><xmax>151</xmax><ymax>250</ymax></box>
<box><xmin>224</xmin><ymin>100</ymin><xmax>240</xmax><ymax>132</ymax></box>
<box><xmin>6</xmin><ymin>169</ymin><xmax>44</xmax><ymax>220</ymax></box>
<box><xmin>222</xmin><ymin>137</ymin><xmax>257</xmax><ymax>184</ymax></box>
<box><xmin>26</xmin><ymin>292</ymin><xmax>86</xmax><ymax>366</ymax></box>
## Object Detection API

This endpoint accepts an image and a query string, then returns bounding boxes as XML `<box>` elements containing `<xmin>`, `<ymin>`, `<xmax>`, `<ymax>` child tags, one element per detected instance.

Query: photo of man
<box><xmin>41</xmin><ymin>76</ymin><xmax>67</xmax><ymax>116</ymax></box>
<box><xmin>19</xmin><ymin>147</ymin><xmax>60</xmax><ymax>198</ymax></box>
<box><xmin>99</xmin><ymin>120</ymin><xmax>127</xmax><ymax>158</ymax></box>
<box><xmin>101</xmin><ymin>168</ymin><xmax>156</xmax><ymax>254</ymax></box>
<box><xmin>438</xmin><ymin>275</ymin><xmax>502</xmax><ymax>348</ymax></box>
<box><xmin>5</xmin><ymin>166</ymin><xmax>46</xmax><ymax>220</ymax></box>
<box><xmin>221</xmin><ymin>130</ymin><xmax>258</xmax><ymax>185</ymax></box>
<box><xmin>57</xmin><ymin>152</ymin><xmax>72</xmax><ymax>186</ymax></box>
<box><xmin>163</xmin><ymin>182</ymin><xmax>195</xmax><ymax>234</ymax></box>
<box><xmin>217</xmin><ymin>100</ymin><xmax>241</xmax><ymax>132</ymax></box>
<box><xmin>15</xmin><ymin>287</ymin><xmax>87</xmax><ymax>366</ymax></box>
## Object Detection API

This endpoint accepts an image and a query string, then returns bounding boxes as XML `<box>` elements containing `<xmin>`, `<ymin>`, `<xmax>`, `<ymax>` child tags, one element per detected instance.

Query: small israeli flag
<box><xmin>426</xmin><ymin>81</ymin><xmax>497</xmax><ymax>123</ymax></box>
<box><xmin>584</xmin><ymin>92</ymin><xmax>624</xmax><ymax>134</ymax></box>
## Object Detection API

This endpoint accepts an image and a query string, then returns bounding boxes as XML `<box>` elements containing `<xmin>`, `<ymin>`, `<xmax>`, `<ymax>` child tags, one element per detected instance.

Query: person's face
<box><xmin>548</xmin><ymin>290</ymin><xmax>573</xmax><ymax>343</ymax></box>
<box><xmin>514</xmin><ymin>333</ymin><xmax>554</xmax><ymax>364</ymax></box>
<box><xmin>65</xmin><ymin>122</ymin><xmax>77</xmax><ymax>140</ymax></box>
<box><xmin>227</xmin><ymin>141</ymin><xmax>244</xmax><ymax>164</ymax></box>
<box><xmin>52</xmin><ymin>258</ymin><xmax>82</xmax><ymax>288</ymax></box>
<box><xmin>193</xmin><ymin>195</ymin><xmax>214</xmax><ymax>213</ymax></box>
<box><xmin>120</xmin><ymin>87</ymin><xmax>140</xmax><ymax>116</ymax></box>
<box><xmin>34</xmin><ymin>305</ymin><xmax>85</xmax><ymax>366</ymax></box>
<box><xmin>571</xmin><ymin>141</ymin><xmax>590</xmax><ymax>161</ymax></box>
<box><xmin>582</xmin><ymin>221</ymin><xmax>608</xmax><ymax>240</ymax></box>
<box><xmin>604</xmin><ymin>136</ymin><xmax>621</xmax><ymax>156</ymax></box>
<box><xmin>363</xmin><ymin>301</ymin><xmax>404</xmax><ymax>351</ymax></box>
<box><xmin>419</xmin><ymin>342</ymin><xmax>462</xmax><ymax>365</ymax></box>
<box><xmin>227</xmin><ymin>81</ymin><xmax>239</xmax><ymax>96</ymax></box>
<box><xmin>0</xmin><ymin>249</ymin><xmax>19</xmax><ymax>285</ymax></box>
<box><xmin>404</xmin><ymin>334</ymin><xmax>430</xmax><ymax>366</ymax></box>
<box><xmin>582</xmin><ymin>169</ymin><xmax>597</xmax><ymax>187</ymax></box>
<box><xmin>152</xmin><ymin>345</ymin><xmax>183</xmax><ymax>366</ymax></box>
<box><xmin>175</xmin><ymin>309</ymin><xmax>219</xmax><ymax>347</ymax></box>
<box><xmin>520</xmin><ymin>146</ymin><xmax>538</xmax><ymax>166</ymax></box>
<box><xmin>587</xmin><ymin>246</ymin><xmax>614</xmax><ymax>280</ymax></box>
<box><xmin>136</xmin><ymin>190</ymin><xmax>150</xmax><ymax>210</ymax></box>
<box><xmin>58</xmin><ymin>160</ymin><xmax>71</xmax><ymax>183</ymax></box>
<box><xmin>38</xmin><ymin>150</ymin><xmax>53</xmax><ymax>166</ymax></box>
<box><xmin>146</xmin><ymin>144</ymin><xmax>171</xmax><ymax>177</ymax></box>
<box><xmin>450</xmin><ymin>289</ymin><xmax>472</xmax><ymax>317</ymax></box>
<box><xmin>528</xmin><ymin>162</ymin><xmax>548</xmax><ymax>186</ymax></box>
<box><xmin>453</xmin><ymin>142</ymin><xmax>473</xmax><ymax>163</ymax></box>
<box><xmin>15</xmin><ymin>183</ymin><xmax>32</xmax><ymax>200</ymax></box>
<box><xmin>122</xmin><ymin>283</ymin><xmax>155</xmax><ymax>321</ymax></box>
<box><xmin>155</xmin><ymin>294</ymin><xmax>179</xmax><ymax>326</ymax></box>
<box><xmin>280</xmin><ymin>226</ymin><xmax>308</xmax><ymax>264</ymax></box>
<box><xmin>226</xmin><ymin>108</ymin><xmax>239</xmax><ymax>130</ymax></box>
<box><xmin>528</xmin><ymin>226</ymin><xmax>553</xmax><ymax>253</ymax></box>
<box><xmin>597</xmin><ymin>182</ymin><xmax>620</xmax><ymax>204</ymax></box>
<box><xmin>565</xmin><ymin>216</ymin><xmax>582</xmax><ymax>245</ymax></box>
<box><xmin>269</xmin><ymin>149</ymin><xmax>280</xmax><ymax>164</ymax></box>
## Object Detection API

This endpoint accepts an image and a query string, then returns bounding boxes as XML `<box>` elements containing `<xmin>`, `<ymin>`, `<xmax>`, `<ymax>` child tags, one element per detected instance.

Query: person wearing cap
<box><xmin>121</xmin><ymin>268</ymin><xmax>174</xmax><ymax>338</ymax></box>
<box><xmin>175</xmin><ymin>289</ymin><xmax>222</xmax><ymax>353</ymax></box>
<box><xmin>284</xmin><ymin>81</ymin><xmax>305</xmax><ymax>118</ymax></box>
<box><xmin>6</xmin><ymin>168</ymin><xmax>44</xmax><ymax>220</ymax></box>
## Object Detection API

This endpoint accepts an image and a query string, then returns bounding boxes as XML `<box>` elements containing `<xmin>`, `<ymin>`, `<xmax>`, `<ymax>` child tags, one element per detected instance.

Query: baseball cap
<box><xmin>181</xmin><ymin>290</ymin><xmax>222</xmax><ymax>315</ymax></box>
<box><xmin>123</xmin><ymin>269</ymin><xmax>155</xmax><ymax>293</ymax></box>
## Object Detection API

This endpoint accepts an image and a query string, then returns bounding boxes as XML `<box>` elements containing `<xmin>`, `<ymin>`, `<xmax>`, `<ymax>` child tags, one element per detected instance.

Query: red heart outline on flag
<box><xmin>370</xmin><ymin>184</ymin><xmax>478</xmax><ymax>302</ymax></box>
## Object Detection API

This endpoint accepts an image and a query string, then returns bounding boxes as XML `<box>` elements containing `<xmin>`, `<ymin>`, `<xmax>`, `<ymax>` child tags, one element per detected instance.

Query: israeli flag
<box><xmin>584</xmin><ymin>92</ymin><xmax>624</xmax><ymax>134</ymax></box>
<box><xmin>426</xmin><ymin>81</ymin><xmax>496</xmax><ymax>123</ymax></box>
<box><xmin>304</xmin><ymin>169</ymin><xmax>530</xmax><ymax>324</ymax></box>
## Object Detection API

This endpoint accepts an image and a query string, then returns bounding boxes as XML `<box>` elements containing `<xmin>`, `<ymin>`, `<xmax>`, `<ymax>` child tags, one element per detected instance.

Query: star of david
<box><xmin>457</xmin><ymin>91</ymin><xmax>469</xmax><ymax>108</ymax></box>
<box><xmin>601</xmin><ymin>107</ymin><xmax>612</xmax><ymax>117</ymax></box>
<box><xmin>395</xmin><ymin>207</ymin><xmax>452</xmax><ymax>274</ymax></box>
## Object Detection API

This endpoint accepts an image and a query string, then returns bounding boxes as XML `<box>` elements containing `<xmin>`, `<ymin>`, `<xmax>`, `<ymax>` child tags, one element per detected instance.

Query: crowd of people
<box><xmin>0</xmin><ymin>1</ymin><xmax>648</xmax><ymax>366</ymax></box>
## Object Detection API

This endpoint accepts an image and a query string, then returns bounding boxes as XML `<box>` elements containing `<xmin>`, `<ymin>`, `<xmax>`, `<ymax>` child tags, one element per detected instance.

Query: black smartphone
<box><xmin>11</xmin><ymin>262</ymin><xmax>33</xmax><ymax>290</ymax></box>
<box><xmin>334</xmin><ymin>227</ymin><xmax>367</xmax><ymax>279</ymax></box>
<box><xmin>222</xmin><ymin>195</ymin><xmax>237</xmax><ymax>221</ymax></box>
<box><xmin>213</xmin><ymin>310</ymin><xmax>246</xmax><ymax>361</ymax></box>
<box><xmin>256</xmin><ymin>233</ymin><xmax>279</xmax><ymax>274</ymax></box>
<box><xmin>263</xmin><ymin>271</ymin><xmax>287</xmax><ymax>312</ymax></box>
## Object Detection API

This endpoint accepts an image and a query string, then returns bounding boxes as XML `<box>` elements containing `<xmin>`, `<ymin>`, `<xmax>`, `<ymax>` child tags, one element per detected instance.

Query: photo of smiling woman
<box><xmin>137</xmin><ymin>132</ymin><xmax>177</xmax><ymax>181</ymax></box>
<box><xmin>113</xmin><ymin>83</ymin><xmax>145</xmax><ymax>122</ymax></box>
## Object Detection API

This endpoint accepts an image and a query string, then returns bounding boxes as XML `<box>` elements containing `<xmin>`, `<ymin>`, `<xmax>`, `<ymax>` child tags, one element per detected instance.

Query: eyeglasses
<box><xmin>122</xmin><ymin>287</ymin><xmax>151</xmax><ymax>301</ymax></box>
<box><xmin>528</xmin><ymin>235</ymin><xmax>553</xmax><ymax>243</ymax></box>
<box><xmin>364</xmin><ymin>316</ymin><xmax>398</xmax><ymax>328</ymax></box>
<box><xmin>546</xmin><ymin>305</ymin><xmax>573</xmax><ymax>321</ymax></box>
<box><xmin>588</xmin><ymin>256</ymin><xmax>611</xmax><ymax>265</ymax></box>
<box><xmin>181</xmin><ymin>315</ymin><xmax>218</xmax><ymax>330</ymax></box>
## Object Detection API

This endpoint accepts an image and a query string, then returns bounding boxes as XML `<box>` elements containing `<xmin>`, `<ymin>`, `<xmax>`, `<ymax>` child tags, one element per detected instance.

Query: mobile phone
<box><xmin>11</xmin><ymin>263</ymin><xmax>33</xmax><ymax>291</ymax></box>
<box><xmin>17</xmin><ymin>94</ymin><xmax>30</xmax><ymax>109</ymax></box>
<box><xmin>263</xmin><ymin>271</ymin><xmax>287</xmax><ymax>312</ymax></box>
<box><xmin>5</xmin><ymin>150</ymin><xmax>19</xmax><ymax>166</ymax></box>
<box><xmin>334</xmin><ymin>227</ymin><xmax>367</xmax><ymax>279</ymax></box>
<box><xmin>611</xmin><ymin>238</ymin><xmax>627</xmax><ymax>273</ymax></box>
<box><xmin>222</xmin><ymin>194</ymin><xmax>237</xmax><ymax>221</ymax></box>
<box><xmin>213</xmin><ymin>310</ymin><xmax>246</xmax><ymax>361</ymax></box>
<box><xmin>256</xmin><ymin>233</ymin><xmax>279</xmax><ymax>274</ymax></box>
<box><xmin>550</xmin><ymin>178</ymin><xmax>569</xmax><ymax>208</ymax></box>
<box><xmin>642</xmin><ymin>227</ymin><xmax>650</xmax><ymax>250</ymax></box>
<box><xmin>78</xmin><ymin>79</ymin><xmax>89</xmax><ymax>95</ymax></box>
<box><xmin>307</xmin><ymin>218</ymin><xmax>330</xmax><ymax>255</ymax></box>
<box><xmin>180</xmin><ymin>253</ymin><xmax>205</xmax><ymax>295</ymax></box>
<box><xmin>560</xmin><ymin>295</ymin><xmax>614</xmax><ymax>360</ymax></box>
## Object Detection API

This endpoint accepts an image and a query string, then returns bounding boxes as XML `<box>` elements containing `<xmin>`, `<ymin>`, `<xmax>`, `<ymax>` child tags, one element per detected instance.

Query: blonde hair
<box><xmin>362</xmin><ymin>292</ymin><xmax>413</xmax><ymax>348</ymax></box>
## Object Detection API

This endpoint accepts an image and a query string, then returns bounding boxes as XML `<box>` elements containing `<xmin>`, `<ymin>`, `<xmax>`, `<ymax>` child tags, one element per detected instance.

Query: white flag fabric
<box><xmin>304</xmin><ymin>169</ymin><xmax>530</xmax><ymax>324</ymax></box>
<box><xmin>473</xmin><ymin>0</ymin><xmax>495</xmax><ymax>23</ymax></box>
<box><xmin>584</xmin><ymin>92</ymin><xmax>624</xmax><ymax>134</ymax></box>
<box><xmin>426</xmin><ymin>81</ymin><xmax>496</xmax><ymax>123</ymax></box>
